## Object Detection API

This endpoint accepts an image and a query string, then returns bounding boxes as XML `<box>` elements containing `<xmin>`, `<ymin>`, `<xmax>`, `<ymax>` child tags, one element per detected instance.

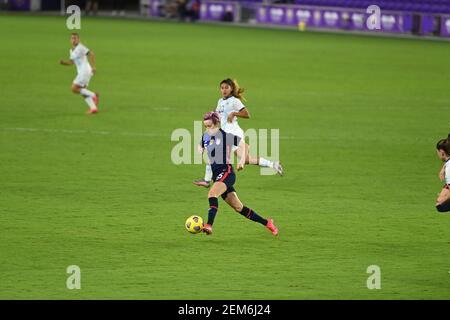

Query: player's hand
<box><xmin>92</xmin><ymin>67</ymin><xmax>96</xmax><ymax>75</ymax></box>
<box><xmin>59</xmin><ymin>59</ymin><xmax>65</xmax><ymax>65</ymax></box>
<box><xmin>237</xmin><ymin>162</ymin><xmax>245</xmax><ymax>171</ymax></box>
<box><xmin>227</xmin><ymin>112</ymin><xmax>236</xmax><ymax>123</ymax></box>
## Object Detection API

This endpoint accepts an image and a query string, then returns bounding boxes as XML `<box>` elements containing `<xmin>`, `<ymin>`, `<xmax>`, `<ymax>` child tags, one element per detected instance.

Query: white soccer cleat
<box><xmin>273</xmin><ymin>161</ymin><xmax>283</xmax><ymax>176</ymax></box>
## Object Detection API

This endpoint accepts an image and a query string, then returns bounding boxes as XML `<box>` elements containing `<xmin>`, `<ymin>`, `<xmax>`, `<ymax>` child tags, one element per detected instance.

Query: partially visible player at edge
<box><xmin>199</xmin><ymin>111</ymin><xmax>279</xmax><ymax>236</ymax></box>
<box><xmin>59</xmin><ymin>33</ymin><xmax>99</xmax><ymax>114</ymax></box>
<box><xmin>436</xmin><ymin>137</ymin><xmax>450</xmax><ymax>212</ymax></box>
<box><xmin>194</xmin><ymin>78</ymin><xmax>283</xmax><ymax>187</ymax></box>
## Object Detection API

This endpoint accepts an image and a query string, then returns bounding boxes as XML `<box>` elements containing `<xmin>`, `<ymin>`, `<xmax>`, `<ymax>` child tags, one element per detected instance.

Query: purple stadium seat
<box><xmin>275</xmin><ymin>0</ymin><xmax>450</xmax><ymax>14</ymax></box>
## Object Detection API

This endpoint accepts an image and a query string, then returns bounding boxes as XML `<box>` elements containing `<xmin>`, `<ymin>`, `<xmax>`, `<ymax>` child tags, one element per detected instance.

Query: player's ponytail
<box><xmin>231</xmin><ymin>79</ymin><xmax>246</xmax><ymax>101</ymax></box>
<box><xmin>220</xmin><ymin>78</ymin><xmax>246</xmax><ymax>102</ymax></box>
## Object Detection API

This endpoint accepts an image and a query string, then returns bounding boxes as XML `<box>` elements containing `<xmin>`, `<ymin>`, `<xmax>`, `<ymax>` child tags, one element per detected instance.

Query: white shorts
<box><xmin>224</xmin><ymin>127</ymin><xmax>244</xmax><ymax>152</ymax></box>
<box><xmin>73</xmin><ymin>72</ymin><xmax>93</xmax><ymax>88</ymax></box>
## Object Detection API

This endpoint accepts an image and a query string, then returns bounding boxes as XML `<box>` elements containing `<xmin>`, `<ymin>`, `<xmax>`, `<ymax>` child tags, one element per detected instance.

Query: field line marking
<box><xmin>2</xmin><ymin>127</ymin><xmax>163</xmax><ymax>138</ymax></box>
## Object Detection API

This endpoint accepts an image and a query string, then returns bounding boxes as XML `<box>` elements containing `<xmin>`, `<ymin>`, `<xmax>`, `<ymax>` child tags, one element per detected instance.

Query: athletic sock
<box><xmin>204</xmin><ymin>164</ymin><xmax>212</xmax><ymax>182</ymax></box>
<box><xmin>80</xmin><ymin>88</ymin><xmax>95</xmax><ymax>98</ymax></box>
<box><xmin>207</xmin><ymin>197</ymin><xmax>218</xmax><ymax>225</ymax></box>
<box><xmin>84</xmin><ymin>97</ymin><xmax>97</xmax><ymax>110</ymax></box>
<box><xmin>436</xmin><ymin>201</ymin><xmax>450</xmax><ymax>212</ymax></box>
<box><xmin>259</xmin><ymin>157</ymin><xmax>273</xmax><ymax>168</ymax></box>
<box><xmin>238</xmin><ymin>206</ymin><xmax>268</xmax><ymax>226</ymax></box>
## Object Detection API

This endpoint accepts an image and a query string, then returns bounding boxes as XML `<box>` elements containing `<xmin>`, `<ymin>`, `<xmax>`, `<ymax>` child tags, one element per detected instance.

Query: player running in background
<box><xmin>194</xmin><ymin>78</ymin><xmax>283</xmax><ymax>187</ymax></box>
<box><xmin>436</xmin><ymin>137</ymin><xmax>450</xmax><ymax>212</ymax></box>
<box><xmin>59</xmin><ymin>33</ymin><xmax>99</xmax><ymax>114</ymax></box>
<box><xmin>199</xmin><ymin>111</ymin><xmax>279</xmax><ymax>236</ymax></box>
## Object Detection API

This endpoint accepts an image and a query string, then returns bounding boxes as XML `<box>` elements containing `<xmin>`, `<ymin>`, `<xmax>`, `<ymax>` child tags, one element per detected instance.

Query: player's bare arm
<box><xmin>59</xmin><ymin>59</ymin><xmax>74</xmax><ymax>66</ymax></box>
<box><xmin>227</xmin><ymin>108</ymin><xmax>250</xmax><ymax>122</ymax></box>
<box><xmin>439</xmin><ymin>163</ymin><xmax>445</xmax><ymax>181</ymax></box>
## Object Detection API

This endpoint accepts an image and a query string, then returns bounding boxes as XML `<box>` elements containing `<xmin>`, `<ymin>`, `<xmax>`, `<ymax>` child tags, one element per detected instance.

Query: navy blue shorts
<box><xmin>212</xmin><ymin>164</ymin><xmax>236</xmax><ymax>200</ymax></box>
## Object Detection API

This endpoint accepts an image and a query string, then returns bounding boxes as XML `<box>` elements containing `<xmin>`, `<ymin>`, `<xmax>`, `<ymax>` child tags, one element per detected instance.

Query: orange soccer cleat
<box><xmin>92</xmin><ymin>92</ymin><xmax>100</xmax><ymax>107</ymax></box>
<box><xmin>266</xmin><ymin>219</ymin><xmax>279</xmax><ymax>236</ymax></box>
<box><xmin>202</xmin><ymin>223</ymin><xmax>213</xmax><ymax>235</ymax></box>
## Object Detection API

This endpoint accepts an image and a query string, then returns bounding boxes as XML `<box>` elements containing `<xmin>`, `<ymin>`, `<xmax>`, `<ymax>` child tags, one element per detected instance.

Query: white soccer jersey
<box><xmin>216</xmin><ymin>96</ymin><xmax>245</xmax><ymax>136</ymax></box>
<box><xmin>70</xmin><ymin>43</ymin><xmax>92</xmax><ymax>75</ymax></box>
<box><xmin>445</xmin><ymin>160</ymin><xmax>450</xmax><ymax>185</ymax></box>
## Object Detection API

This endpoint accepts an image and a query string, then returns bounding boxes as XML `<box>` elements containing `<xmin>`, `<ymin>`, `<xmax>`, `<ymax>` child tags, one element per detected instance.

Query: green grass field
<box><xmin>1</xmin><ymin>13</ymin><xmax>449</xmax><ymax>299</ymax></box>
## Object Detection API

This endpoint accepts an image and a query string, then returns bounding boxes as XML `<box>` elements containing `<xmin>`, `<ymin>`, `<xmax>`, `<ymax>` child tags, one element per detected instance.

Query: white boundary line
<box><xmin>2</xmin><ymin>127</ymin><xmax>163</xmax><ymax>137</ymax></box>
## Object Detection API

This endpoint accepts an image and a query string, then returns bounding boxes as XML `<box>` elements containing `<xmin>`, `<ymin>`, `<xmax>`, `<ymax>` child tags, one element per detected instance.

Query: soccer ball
<box><xmin>185</xmin><ymin>215</ymin><xmax>204</xmax><ymax>234</ymax></box>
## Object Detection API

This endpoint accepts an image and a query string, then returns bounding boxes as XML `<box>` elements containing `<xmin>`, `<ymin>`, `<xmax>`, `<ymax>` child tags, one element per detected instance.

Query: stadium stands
<box><xmin>293</xmin><ymin>0</ymin><xmax>450</xmax><ymax>14</ymax></box>
<box><xmin>215</xmin><ymin>0</ymin><xmax>450</xmax><ymax>14</ymax></box>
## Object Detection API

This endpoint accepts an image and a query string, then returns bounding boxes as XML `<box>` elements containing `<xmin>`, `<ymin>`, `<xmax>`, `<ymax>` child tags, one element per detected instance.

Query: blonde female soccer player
<box><xmin>199</xmin><ymin>111</ymin><xmax>279</xmax><ymax>236</ymax></box>
<box><xmin>59</xmin><ymin>33</ymin><xmax>99</xmax><ymax>114</ymax></box>
<box><xmin>194</xmin><ymin>78</ymin><xmax>283</xmax><ymax>187</ymax></box>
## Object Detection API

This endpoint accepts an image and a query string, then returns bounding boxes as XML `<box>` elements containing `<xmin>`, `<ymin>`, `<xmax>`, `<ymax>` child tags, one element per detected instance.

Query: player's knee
<box><xmin>71</xmin><ymin>86</ymin><xmax>79</xmax><ymax>94</ymax></box>
<box><xmin>208</xmin><ymin>190</ymin><xmax>219</xmax><ymax>198</ymax></box>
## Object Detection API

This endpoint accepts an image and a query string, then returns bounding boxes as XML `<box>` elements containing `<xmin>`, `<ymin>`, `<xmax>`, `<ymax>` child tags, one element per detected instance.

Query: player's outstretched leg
<box><xmin>224</xmin><ymin>191</ymin><xmax>278</xmax><ymax>236</ymax></box>
<box><xmin>235</xmin><ymin>143</ymin><xmax>284</xmax><ymax>176</ymax></box>
<box><xmin>239</xmin><ymin>207</ymin><xmax>278</xmax><ymax>236</ymax></box>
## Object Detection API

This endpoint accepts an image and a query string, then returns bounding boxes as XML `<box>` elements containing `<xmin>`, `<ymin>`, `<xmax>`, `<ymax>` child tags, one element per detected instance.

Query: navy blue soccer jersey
<box><xmin>201</xmin><ymin>128</ymin><xmax>241</xmax><ymax>174</ymax></box>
